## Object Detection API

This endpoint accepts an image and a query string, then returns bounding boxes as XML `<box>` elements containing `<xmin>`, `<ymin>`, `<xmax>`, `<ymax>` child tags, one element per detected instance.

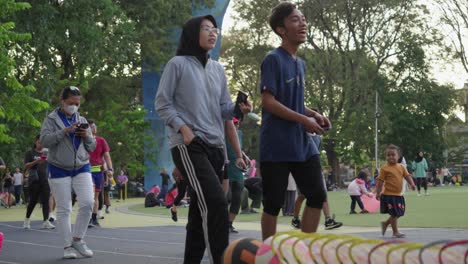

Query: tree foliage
<box><xmin>0</xmin><ymin>0</ymin><xmax>49</xmax><ymax>164</ymax></box>
<box><xmin>438</xmin><ymin>0</ymin><xmax>468</xmax><ymax>73</ymax></box>
<box><xmin>223</xmin><ymin>0</ymin><xmax>457</xmax><ymax>184</ymax></box>
<box><xmin>0</xmin><ymin>0</ymin><xmax>193</xmax><ymax>179</ymax></box>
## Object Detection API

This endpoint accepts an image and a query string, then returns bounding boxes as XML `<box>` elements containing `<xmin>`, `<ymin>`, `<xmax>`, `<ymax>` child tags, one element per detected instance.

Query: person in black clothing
<box><xmin>156</xmin><ymin>168</ymin><xmax>170</xmax><ymax>202</ymax></box>
<box><xmin>23</xmin><ymin>170</ymin><xmax>30</xmax><ymax>205</ymax></box>
<box><xmin>23</xmin><ymin>135</ymin><xmax>55</xmax><ymax>229</ymax></box>
<box><xmin>240</xmin><ymin>177</ymin><xmax>262</xmax><ymax>214</ymax></box>
<box><xmin>2</xmin><ymin>168</ymin><xmax>13</xmax><ymax>208</ymax></box>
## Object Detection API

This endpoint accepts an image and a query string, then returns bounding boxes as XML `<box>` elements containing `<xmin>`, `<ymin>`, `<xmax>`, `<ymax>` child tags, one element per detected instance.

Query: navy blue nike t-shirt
<box><xmin>259</xmin><ymin>47</ymin><xmax>318</xmax><ymax>162</ymax></box>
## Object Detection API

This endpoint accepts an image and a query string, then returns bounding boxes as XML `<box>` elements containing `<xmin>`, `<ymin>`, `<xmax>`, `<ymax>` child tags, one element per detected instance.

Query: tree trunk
<box><xmin>323</xmin><ymin>138</ymin><xmax>341</xmax><ymax>187</ymax></box>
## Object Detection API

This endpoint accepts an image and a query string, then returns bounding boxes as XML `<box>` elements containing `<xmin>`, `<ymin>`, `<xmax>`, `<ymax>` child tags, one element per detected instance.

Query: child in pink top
<box><xmin>347</xmin><ymin>170</ymin><xmax>373</xmax><ymax>214</ymax></box>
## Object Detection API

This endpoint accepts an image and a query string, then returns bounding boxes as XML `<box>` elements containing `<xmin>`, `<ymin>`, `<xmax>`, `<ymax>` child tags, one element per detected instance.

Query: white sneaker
<box><xmin>417</xmin><ymin>193</ymin><xmax>421</xmax><ymax>197</ymax></box>
<box><xmin>97</xmin><ymin>210</ymin><xmax>104</xmax><ymax>219</ymax></box>
<box><xmin>42</xmin><ymin>220</ymin><xmax>55</xmax><ymax>229</ymax></box>
<box><xmin>63</xmin><ymin>247</ymin><xmax>78</xmax><ymax>259</ymax></box>
<box><xmin>48</xmin><ymin>213</ymin><xmax>56</xmax><ymax>222</ymax></box>
<box><xmin>425</xmin><ymin>192</ymin><xmax>430</xmax><ymax>196</ymax></box>
<box><xmin>72</xmin><ymin>240</ymin><xmax>93</xmax><ymax>257</ymax></box>
<box><xmin>23</xmin><ymin>218</ymin><xmax>31</xmax><ymax>229</ymax></box>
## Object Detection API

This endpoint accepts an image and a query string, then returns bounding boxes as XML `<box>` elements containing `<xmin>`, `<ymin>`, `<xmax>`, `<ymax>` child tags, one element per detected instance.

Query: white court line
<box><xmin>0</xmin><ymin>223</ymin><xmax>184</xmax><ymax>245</ymax></box>
<box><xmin>0</xmin><ymin>261</ymin><xmax>21</xmax><ymax>264</ymax></box>
<box><xmin>0</xmin><ymin>221</ymin><xmax>185</xmax><ymax>235</ymax></box>
<box><xmin>5</xmin><ymin>240</ymin><xmax>183</xmax><ymax>260</ymax></box>
<box><xmin>107</xmin><ymin>227</ymin><xmax>185</xmax><ymax>235</ymax></box>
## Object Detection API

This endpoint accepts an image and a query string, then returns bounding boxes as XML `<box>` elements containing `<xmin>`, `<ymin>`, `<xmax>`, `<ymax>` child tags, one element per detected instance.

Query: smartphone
<box><xmin>78</xmin><ymin>123</ymin><xmax>89</xmax><ymax>129</ymax></box>
<box><xmin>233</xmin><ymin>90</ymin><xmax>248</xmax><ymax>120</ymax></box>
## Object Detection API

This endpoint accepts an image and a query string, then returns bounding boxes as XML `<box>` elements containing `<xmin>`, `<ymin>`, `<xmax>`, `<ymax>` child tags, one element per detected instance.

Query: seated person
<box><xmin>240</xmin><ymin>177</ymin><xmax>262</xmax><ymax>214</ymax></box>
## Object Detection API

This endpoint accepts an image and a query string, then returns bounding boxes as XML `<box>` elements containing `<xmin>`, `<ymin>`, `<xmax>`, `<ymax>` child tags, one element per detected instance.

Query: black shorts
<box><xmin>260</xmin><ymin>155</ymin><xmax>327</xmax><ymax>216</ymax></box>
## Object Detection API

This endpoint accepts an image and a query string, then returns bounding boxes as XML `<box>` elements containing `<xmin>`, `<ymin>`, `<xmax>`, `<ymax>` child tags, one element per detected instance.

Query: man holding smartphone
<box><xmin>259</xmin><ymin>2</ymin><xmax>332</xmax><ymax>240</ymax></box>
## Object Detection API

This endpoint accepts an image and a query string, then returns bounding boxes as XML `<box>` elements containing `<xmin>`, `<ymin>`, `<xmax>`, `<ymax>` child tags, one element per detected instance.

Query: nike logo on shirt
<box><xmin>286</xmin><ymin>77</ymin><xmax>295</xmax><ymax>83</ymax></box>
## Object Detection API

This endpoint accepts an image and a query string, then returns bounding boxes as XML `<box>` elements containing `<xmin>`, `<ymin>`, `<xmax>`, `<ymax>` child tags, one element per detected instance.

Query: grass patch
<box><xmin>128</xmin><ymin>186</ymin><xmax>468</xmax><ymax>228</ymax></box>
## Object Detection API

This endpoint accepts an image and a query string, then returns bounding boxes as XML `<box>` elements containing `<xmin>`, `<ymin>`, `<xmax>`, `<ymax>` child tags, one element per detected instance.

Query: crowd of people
<box><xmin>0</xmin><ymin>86</ymin><xmax>134</xmax><ymax>259</ymax></box>
<box><xmin>1</xmin><ymin>1</ymin><xmax>463</xmax><ymax>263</ymax></box>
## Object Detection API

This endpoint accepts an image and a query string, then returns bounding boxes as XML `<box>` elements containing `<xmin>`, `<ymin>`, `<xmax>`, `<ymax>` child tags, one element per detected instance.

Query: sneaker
<box><xmin>42</xmin><ymin>220</ymin><xmax>55</xmax><ymax>229</ymax></box>
<box><xmin>417</xmin><ymin>193</ymin><xmax>422</xmax><ymax>197</ymax></box>
<box><xmin>291</xmin><ymin>217</ymin><xmax>301</xmax><ymax>229</ymax></box>
<box><xmin>170</xmin><ymin>208</ymin><xmax>178</xmax><ymax>222</ymax></box>
<box><xmin>249</xmin><ymin>208</ymin><xmax>258</xmax><ymax>214</ymax></box>
<box><xmin>97</xmin><ymin>210</ymin><xmax>104</xmax><ymax>219</ymax></box>
<box><xmin>23</xmin><ymin>218</ymin><xmax>31</xmax><ymax>229</ymax></box>
<box><xmin>63</xmin><ymin>247</ymin><xmax>78</xmax><ymax>259</ymax></box>
<box><xmin>88</xmin><ymin>219</ymin><xmax>95</xmax><ymax>228</ymax></box>
<box><xmin>105</xmin><ymin>207</ymin><xmax>110</xmax><ymax>214</ymax></box>
<box><xmin>229</xmin><ymin>225</ymin><xmax>239</xmax><ymax>234</ymax></box>
<box><xmin>350</xmin><ymin>210</ymin><xmax>357</xmax><ymax>214</ymax></box>
<box><xmin>71</xmin><ymin>240</ymin><xmax>93</xmax><ymax>257</ymax></box>
<box><xmin>92</xmin><ymin>219</ymin><xmax>100</xmax><ymax>227</ymax></box>
<box><xmin>324</xmin><ymin>215</ymin><xmax>343</xmax><ymax>230</ymax></box>
<box><xmin>392</xmin><ymin>232</ymin><xmax>406</xmax><ymax>238</ymax></box>
<box><xmin>425</xmin><ymin>192</ymin><xmax>430</xmax><ymax>196</ymax></box>
<box><xmin>48</xmin><ymin>214</ymin><xmax>56</xmax><ymax>222</ymax></box>
<box><xmin>360</xmin><ymin>209</ymin><xmax>369</xmax><ymax>214</ymax></box>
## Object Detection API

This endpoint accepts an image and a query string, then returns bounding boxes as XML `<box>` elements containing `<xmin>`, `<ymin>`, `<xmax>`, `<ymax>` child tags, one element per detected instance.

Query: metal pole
<box><xmin>375</xmin><ymin>91</ymin><xmax>379</xmax><ymax>170</ymax></box>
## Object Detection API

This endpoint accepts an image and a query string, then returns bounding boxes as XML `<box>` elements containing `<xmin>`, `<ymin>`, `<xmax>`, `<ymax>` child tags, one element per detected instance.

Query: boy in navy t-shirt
<box><xmin>259</xmin><ymin>1</ymin><xmax>332</xmax><ymax>240</ymax></box>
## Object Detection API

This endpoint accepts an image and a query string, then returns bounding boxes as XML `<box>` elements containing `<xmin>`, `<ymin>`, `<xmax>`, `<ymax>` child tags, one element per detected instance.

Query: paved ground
<box><xmin>1</xmin><ymin>202</ymin><xmax>467</xmax><ymax>263</ymax></box>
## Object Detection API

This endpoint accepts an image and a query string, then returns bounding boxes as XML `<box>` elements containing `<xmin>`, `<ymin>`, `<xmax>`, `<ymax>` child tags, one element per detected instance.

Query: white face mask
<box><xmin>63</xmin><ymin>104</ymin><xmax>79</xmax><ymax>115</ymax></box>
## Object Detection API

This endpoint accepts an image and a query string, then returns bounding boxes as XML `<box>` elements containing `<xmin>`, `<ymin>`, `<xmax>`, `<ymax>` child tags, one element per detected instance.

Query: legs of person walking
<box><xmin>416</xmin><ymin>178</ymin><xmax>422</xmax><ymax>194</ymax></box>
<box><xmin>14</xmin><ymin>185</ymin><xmax>21</xmax><ymax>205</ymax></box>
<box><xmin>228</xmin><ymin>180</ymin><xmax>243</xmax><ymax>233</ymax></box>
<box><xmin>73</xmin><ymin>173</ymin><xmax>94</xmax><ymax>238</ymax></box>
<box><xmin>422</xmin><ymin>178</ymin><xmax>428</xmax><ymax>194</ymax></box>
<box><xmin>172</xmin><ymin>140</ymin><xmax>228</xmax><ymax>264</ymax></box>
<box><xmin>49</xmin><ymin>176</ymin><xmax>75</xmax><ymax>247</ymax></box>
<box><xmin>356</xmin><ymin>196</ymin><xmax>365</xmax><ymax>210</ymax></box>
<box><xmin>24</xmin><ymin>182</ymin><xmax>39</xmax><ymax>229</ymax></box>
<box><xmin>350</xmin><ymin>195</ymin><xmax>358</xmax><ymax>213</ymax></box>
<box><xmin>26</xmin><ymin>182</ymin><xmax>40</xmax><ymax>219</ymax></box>
<box><xmin>23</xmin><ymin>186</ymin><xmax>29</xmax><ymax>205</ymax></box>
<box><xmin>49</xmin><ymin>173</ymin><xmax>93</xmax><ymax>248</ymax></box>
<box><xmin>291</xmin><ymin>156</ymin><xmax>327</xmax><ymax>233</ymax></box>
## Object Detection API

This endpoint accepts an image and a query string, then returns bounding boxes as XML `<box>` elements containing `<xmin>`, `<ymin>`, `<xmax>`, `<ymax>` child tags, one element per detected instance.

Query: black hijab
<box><xmin>176</xmin><ymin>15</ymin><xmax>217</xmax><ymax>67</ymax></box>
<box><xmin>415</xmin><ymin>151</ymin><xmax>423</xmax><ymax>163</ymax></box>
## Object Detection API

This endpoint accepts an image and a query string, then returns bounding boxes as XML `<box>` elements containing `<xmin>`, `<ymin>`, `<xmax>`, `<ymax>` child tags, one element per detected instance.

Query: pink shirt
<box><xmin>347</xmin><ymin>178</ymin><xmax>368</xmax><ymax>196</ymax></box>
<box><xmin>89</xmin><ymin>136</ymin><xmax>110</xmax><ymax>166</ymax></box>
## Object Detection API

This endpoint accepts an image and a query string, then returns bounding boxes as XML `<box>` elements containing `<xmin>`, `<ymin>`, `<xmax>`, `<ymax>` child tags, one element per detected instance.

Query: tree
<box><xmin>299</xmin><ymin>0</ymin><xmax>448</xmax><ymax>180</ymax></box>
<box><xmin>2</xmin><ymin>0</ymin><xmax>196</xmax><ymax>176</ymax></box>
<box><xmin>221</xmin><ymin>0</ymin><xmax>276</xmax><ymax>157</ymax></box>
<box><xmin>117</xmin><ymin>0</ymin><xmax>192</xmax><ymax>69</ymax></box>
<box><xmin>83</xmin><ymin>75</ymin><xmax>152</xmax><ymax>178</ymax></box>
<box><xmin>223</xmin><ymin>0</ymin><xmax>456</xmax><ymax>186</ymax></box>
<box><xmin>0</xmin><ymin>0</ymin><xmax>48</xmax><ymax>166</ymax></box>
<box><xmin>438</xmin><ymin>0</ymin><xmax>468</xmax><ymax>73</ymax></box>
